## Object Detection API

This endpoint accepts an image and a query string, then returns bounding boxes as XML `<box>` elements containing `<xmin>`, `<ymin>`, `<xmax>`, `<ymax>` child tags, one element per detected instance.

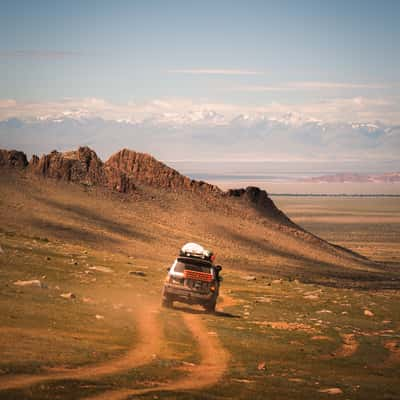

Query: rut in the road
<box><xmin>84</xmin><ymin>312</ymin><xmax>230</xmax><ymax>400</ymax></box>
<box><xmin>0</xmin><ymin>306</ymin><xmax>161</xmax><ymax>391</ymax></box>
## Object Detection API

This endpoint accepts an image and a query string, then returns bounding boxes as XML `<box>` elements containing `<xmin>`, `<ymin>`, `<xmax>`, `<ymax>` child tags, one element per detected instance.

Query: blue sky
<box><xmin>0</xmin><ymin>0</ymin><xmax>399</xmax><ymax>164</ymax></box>
<box><xmin>2</xmin><ymin>0</ymin><xmax>399</xmax><ymax>102</ymax></box>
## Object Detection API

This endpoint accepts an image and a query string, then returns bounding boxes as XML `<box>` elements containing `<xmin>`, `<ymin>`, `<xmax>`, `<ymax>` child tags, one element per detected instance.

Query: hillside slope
<box><xmin>0</xmin><ymin>147</ymin><xmax>394</xmax><ymax>287</ymax></box>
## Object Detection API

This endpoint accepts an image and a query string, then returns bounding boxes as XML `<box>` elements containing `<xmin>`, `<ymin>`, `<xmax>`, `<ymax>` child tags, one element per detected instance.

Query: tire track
<box><xmin>84</xmin><ymin>312</ymin><xmax>229</xmax><ymax>400</ymax></box>
<box><xmin>0</xmin><ymin>305</ymin><xmax>161</xmax><ymax>391</ymax></box>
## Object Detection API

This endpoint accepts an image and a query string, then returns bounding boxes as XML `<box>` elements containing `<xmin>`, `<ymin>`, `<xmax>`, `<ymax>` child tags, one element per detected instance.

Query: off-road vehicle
<box><xmin>161</xmin><ymin>243</ymin><xmax>222</xmax><ymax>312</ymax></box>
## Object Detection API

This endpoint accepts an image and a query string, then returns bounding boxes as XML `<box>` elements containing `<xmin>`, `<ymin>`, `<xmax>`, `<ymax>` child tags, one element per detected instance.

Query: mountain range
<box><xmin>1</xmin><ymin>114</ymin><xmax>399</xmax><ymax>165</ymax></box>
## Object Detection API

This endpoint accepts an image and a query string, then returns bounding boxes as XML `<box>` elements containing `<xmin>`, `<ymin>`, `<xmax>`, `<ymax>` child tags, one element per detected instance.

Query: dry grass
<box><xmin>0</xmin><ymin>171</ymin><xmax>399</xmax><ymax>399</ymax></box>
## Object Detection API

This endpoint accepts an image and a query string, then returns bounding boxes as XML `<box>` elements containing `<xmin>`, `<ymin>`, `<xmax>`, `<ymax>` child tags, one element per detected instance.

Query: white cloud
<box><xmin>0</xmin><ymin>95</ymin><xmax>399</xmax><ymax>125</ymax></box>
<box><xmin>232</xmin><ymin>81</ymin><xmax>390</xmax><ymax>92</ymax></box>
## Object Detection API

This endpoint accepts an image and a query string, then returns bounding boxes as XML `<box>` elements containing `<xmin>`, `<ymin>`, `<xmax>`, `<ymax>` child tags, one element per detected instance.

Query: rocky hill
<box><xmin>0</xmin><ymin>146</ymin><xmax>390</xmax><ymax>288</ymax></box>
<box><xmin>105</xmin><ymin>149</ymin><xmax>221</xmax><ymax>194</ymax></box>
<box><xmin>0</xmin><ymin>147</ymin><xmax>284</xmax><ymax>218</ymax></box>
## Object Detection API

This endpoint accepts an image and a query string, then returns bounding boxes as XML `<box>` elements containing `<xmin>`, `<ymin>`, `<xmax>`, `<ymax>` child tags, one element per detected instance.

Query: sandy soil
<box><xmin>321</xmin><ymin>333</ymin><xmax>359</xmax><ymax>359</ymax></box>
<box><xmin>383</xmin><ymin>340</ymin><xmax>400</xmax><ymax>366</ymax></box>
<box><xmin>0</xmin><ymin>304</ymin><xmax>161</xmax><ymax>390</ymax></box>
<box><xmin>84</xmin><ymin>312</ymin><xmax>229</xmax><ymax>400</ymax></box>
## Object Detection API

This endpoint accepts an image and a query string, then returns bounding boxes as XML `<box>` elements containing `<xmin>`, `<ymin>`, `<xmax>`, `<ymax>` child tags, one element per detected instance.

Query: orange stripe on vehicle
<box><xmin>184</xmin><ymin>270</ymin><xmax>213</xmax><ymax>282</ymax></box>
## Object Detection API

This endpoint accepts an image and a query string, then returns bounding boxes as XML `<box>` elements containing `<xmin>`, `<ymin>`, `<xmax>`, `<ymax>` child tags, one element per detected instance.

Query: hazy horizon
<box><xmin>1</xmin><ymin>0</ymin><xmax>399</xmax><ymax>191</ymax></box>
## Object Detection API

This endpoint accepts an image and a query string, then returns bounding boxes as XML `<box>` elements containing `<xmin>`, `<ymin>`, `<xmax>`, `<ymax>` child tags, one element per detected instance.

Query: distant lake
<box><xmin>168</xmin><ymin>161</ymin><xmax>400</xmax><ymax>195</ymax></box>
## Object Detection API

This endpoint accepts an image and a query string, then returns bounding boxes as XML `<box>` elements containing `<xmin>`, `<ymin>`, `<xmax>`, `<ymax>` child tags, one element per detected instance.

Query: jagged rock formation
<box><xmin>105</xmin><ymin>165</ymin><xmax>136</xmax><ymax>193</ymax></box>
<box><xmin>28</xmin><ymin>147</ymin><xmax>136</xmax><ymax>193</ymax></box>
<box><xmin>0</xmin><ymin>149</ymin><xmax>28</xmax><ymax>169</ymax></box>
<box><xmin>0</xmin><ymin>147</ymin><xmax>283</xmax><ymax>219</ymax></box>
<box><xmin>227</xmin><ymin>186</ymin><xmax>289</xmax><ymax>220</ymax></box>
<box><xmin>105</xmin><ymin>149</ymin><xmax>221</xmax><ymax>194</ymax></box>
<box><xmin>30</xmin><ymin>147</ymin><xmax>107</xmax><ymax>186</ymax></box>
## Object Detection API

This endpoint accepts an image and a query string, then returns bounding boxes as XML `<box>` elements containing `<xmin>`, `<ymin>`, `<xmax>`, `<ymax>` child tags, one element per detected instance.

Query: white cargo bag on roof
<box><xmin>181</xmin><ymin>242</ymin><xmax>205</xmax><ymax>257</ymax></box>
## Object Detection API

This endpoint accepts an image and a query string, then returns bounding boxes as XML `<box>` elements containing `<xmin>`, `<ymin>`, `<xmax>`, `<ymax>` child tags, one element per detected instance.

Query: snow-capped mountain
<box><xmin>0</xmin><ymin>112</ymin><xmax>399</xmax><ymax>165</ymax></box>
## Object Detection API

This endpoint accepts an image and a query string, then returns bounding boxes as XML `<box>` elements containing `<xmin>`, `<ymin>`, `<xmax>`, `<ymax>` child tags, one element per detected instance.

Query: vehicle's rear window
<box><xmin>174</xmin><ymin>261</ymin><xmax>186</xmax><ymax>273</ymax></box>
<box><xmin>175</xmin><ymin>259</ymin><xmax>212</xmax><ymax>274</ymax></box>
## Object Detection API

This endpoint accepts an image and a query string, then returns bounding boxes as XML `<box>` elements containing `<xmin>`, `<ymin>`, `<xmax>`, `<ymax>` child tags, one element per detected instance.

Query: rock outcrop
<box><xmin>105</xmin><ymin>149</ymin><xmax>221</xmax><ymax>194</ymax></box>
<box><xmin>227</xmin><ymin>186</ymin><xmax>289</xmax><ymax>220</ymax></box>
<box><xmin>1</xmin><ymin>147</ymin><xmax>283</xmax><ymax>218</ymax></box>
<box><xmin>28</xmin><ymin>147</ymin><xmax>136</xmax><ymax>193</ymax></box>
<box><xmin>30</xmin><ymin>147</ymin><xmax>107</xmax><ymax>186</ymax></box>
<box><xmin>0</xmin><ymin>149</ymin><xmax>28</xmax><ymax>169</ymax></box>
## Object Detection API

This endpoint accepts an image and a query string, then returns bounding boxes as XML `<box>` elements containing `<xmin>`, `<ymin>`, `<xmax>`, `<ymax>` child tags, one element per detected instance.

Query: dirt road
<box><xmin>0</xmin><ymin>303</ymin><xmax>229</xmax><ymax>400</ymax></box>
<box><xmin>84</xmin><ymin>312</ymin><xmax>229</xmax><ymax>400</ymax></box>
<box><xmin>0</xmin><ymin>305</ymin><xmax>161</xmax><ymax>391</ymax></box>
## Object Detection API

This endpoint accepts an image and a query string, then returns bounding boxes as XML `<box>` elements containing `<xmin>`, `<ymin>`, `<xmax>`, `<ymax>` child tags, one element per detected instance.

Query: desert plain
<box><xmin>0</xmin><ymin>152</ymin><xmax>399</xmax><ymax>400</ymax></box>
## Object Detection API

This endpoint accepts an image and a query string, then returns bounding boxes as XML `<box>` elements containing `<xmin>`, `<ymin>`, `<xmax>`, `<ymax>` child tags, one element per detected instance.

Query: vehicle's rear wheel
<box><xmin>162</xmin><ymin>296</ymin><xmax>173</xmax><ymax>308</ymax></box>
<box><xmin>204</xmin><ymin>300</ymin><xmax>216</xmax><ymax>313</ymax></box>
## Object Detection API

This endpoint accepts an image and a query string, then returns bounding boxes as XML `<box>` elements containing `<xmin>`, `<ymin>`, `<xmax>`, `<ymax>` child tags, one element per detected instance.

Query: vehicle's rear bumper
<box><xmin>163</xmin><ymin>283</ymin><xmax>214</xmax><ymax>304</ymax></box>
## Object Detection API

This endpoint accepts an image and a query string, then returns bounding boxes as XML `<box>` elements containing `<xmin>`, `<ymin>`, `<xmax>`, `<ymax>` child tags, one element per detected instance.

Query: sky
<box><xmin>0</xmin><ymin>0</ymin><xmax>399</xmax><ymax>167</ymax></box>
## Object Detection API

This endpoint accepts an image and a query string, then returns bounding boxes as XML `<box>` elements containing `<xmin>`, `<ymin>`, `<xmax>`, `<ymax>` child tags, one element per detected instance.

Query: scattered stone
<box><xmin>89</xmin><ymin>265</ymin><xmax>114</xmax><ymax>273</ymax></box>
<box><xmin>95</xmin><ymin>314</ymin><xmax>104</xmax><ymax>320</ymax></box>
<box><xmin>317</xmin><ymin>309</ymin><xmax>332</xmax><ymax>314</ymax></box>
<box><xmin>231</xmin><ymin>378</ymin><xmax>254</xmax><ymax>384</ymax></box>
<box><xmin>304</xmin><ymin>294</ymin><xmax>319</xmax><ymax>300</ymax></box>
<box><xmin>13</xmin><ymin>279</ymin><xmax>47</xmax><ymax>288</ymax></box>
<box><xmin>129</xmin><ymin>270</ymin><xmax>146</xmax><ymax>277</ymax></box>
<box><xmin>0</xmin><ymin>245</ymin><xmax>4</xmax><ymax>254</ymax></box>
<box><xmin>318</xmin><ymin>388</ymin><xmax>343</xmax><ymax>395</ymax></box>
<box><xmin>364</xmin><ymin>309</ymin><xmax>374</xmax><ymax>317</ymax></box>
<box><xmin>82</xmin><ymin>297</ymin><xmax>95</xmax><ymax>303</ymax></box>
<box><xmin>45</xmin><ymin>256</ymin><xmax>51</xmax><ymax>261</ymax></box>
<box><xmin>272</xmin><ymin>279</ymin><xmax>282</xmax><ymax>284</ymax></box>
<box><xmin>254</xmin><ymin>296</ymin><xmax>272</xmax><ymax>303</ymax></box>
<box><xmin>254</xmin><ymin>321</ymin><xmax>317</xmax><ymax>333</ymax></box>
<box><xmin>242</xmin><ymin>275</ymin><xmax>256</xmax><ymax>281</ymax></box>
<box><xmin>181</xmin><ymin>361</ymin><xmax>196</xmax><ymax>367</ymax></box>
<box><xmin>60</xmin><ymin>292</ymin><xmax>76</xmax><ymax>299</ymax></box>
<box><xmin>257</xmin><ymin>361</ymin><xmax>267</xmax><ymax>371</ymax></box>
